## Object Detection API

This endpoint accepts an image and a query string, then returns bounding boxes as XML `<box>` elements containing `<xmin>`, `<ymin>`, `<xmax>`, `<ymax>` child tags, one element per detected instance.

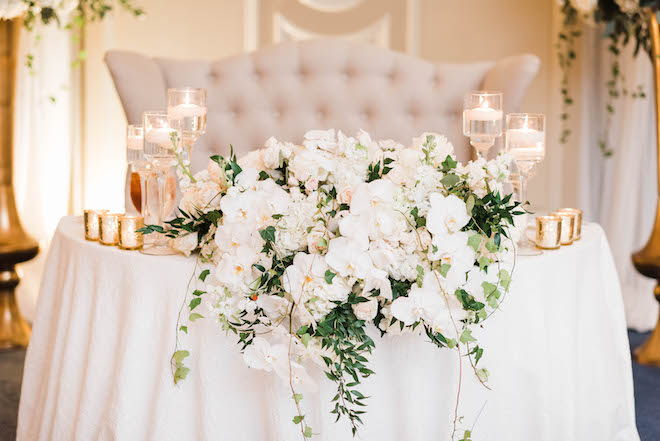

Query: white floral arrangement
<box><xmin>144</xmin><ymin>129</ymin><xmax>522</xmax><ymax>440</ymax></box>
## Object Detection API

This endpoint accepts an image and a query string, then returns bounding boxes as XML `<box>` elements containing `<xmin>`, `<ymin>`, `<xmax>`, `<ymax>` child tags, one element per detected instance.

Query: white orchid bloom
<box><xmin>257</xmin><ymin>295</ymin><xmax>292</xmax><ymax>323</ymax></box>
<box><xmin>325</xmin><ymin>237</ymin><xmax>374</xmax><ymax>279</ymax></box>
<box><xmin>215</xmin><ymin>246</ymin><xmax>259</xmax><ymax>292</ymax></box>
<box><xmin>426</xmin><ymin>193</ymin><xmax>471</xmax><ymax>237</ymax></box>
<box><xmin>362</xmin><ymin>268</ymin><xmax>393</xmax><ymax>300</ymax></box>
<box><xmin>243</xmin><ymin>337</ymin><xmax>288</xmax><ymax>372</ymax></box>
<box><xmin>428</xmin><ymin>230</ymin><xmax>475</xmax><ymax>288</ymax></box>
<box><xmin>282</xmin><ymin>253</ymin><xmax>330</xmax><ymax>304</ymax></box>
<box><xmin>389</xmin><ymin>285</ymin><xmax>446</xmax><ymax>326</ymax></box>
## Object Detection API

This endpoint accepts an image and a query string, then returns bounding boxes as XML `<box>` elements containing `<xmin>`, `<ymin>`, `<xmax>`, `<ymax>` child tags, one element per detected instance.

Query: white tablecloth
<box><xmin>17</xmin><ymin>216</ymin><xmax>640</xmax><ymax>441</ymax></box>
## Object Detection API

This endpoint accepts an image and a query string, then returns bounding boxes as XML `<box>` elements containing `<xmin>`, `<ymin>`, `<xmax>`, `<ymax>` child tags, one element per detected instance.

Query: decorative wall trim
<box><xmin>297</xmin><ymin>0</ymin><xmax>365</xmax><ymax>13</ymax></box>
<box><xmin>246</xmin><ymin>0</ymin><xmax>419</xmax><ymax>53</ymax></box>
<box><xmin>273</xmin><ymin>12</ymin><xmax>390</xmax><ymax>47</ymax></box>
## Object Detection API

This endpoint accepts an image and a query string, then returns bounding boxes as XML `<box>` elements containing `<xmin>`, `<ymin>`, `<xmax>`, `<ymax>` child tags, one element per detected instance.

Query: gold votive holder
<box><xmin>118</xmin><ymin>215</ymin><xmax>144</xmax><ymax>250</ymax></box>
<box><xmin>99</xmin><ymin>212</ymin><xmax>122</xmax><ymax>246</ymax></box>
<box><xmin>556</xmin><ymin>208</ymin><xmax>582</xmax><ymax>241</ymax></box>
<box><xmin>83</xmin><ymin>209</ymin><xmax>108</xmax><ymax>241</ymax></box>
<box><xmin>552</xmin><ymin>210</ymin><xmax>576</xmax><ymax>246</ymax></box>
<box><xmin>536</xmin><ymin>215</ymin><xmax>562</xmax><ymax>250</ymax></box>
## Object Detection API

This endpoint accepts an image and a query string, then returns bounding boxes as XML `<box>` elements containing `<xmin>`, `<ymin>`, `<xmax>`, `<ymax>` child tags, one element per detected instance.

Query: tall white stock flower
<box><xmin>262</xmin><ymin>137</ymin><xmax>293</xmax><ymax>169</ymax></box>
<box><xmin>411</xmin><ymin>132</ymin><xmax>455</xmax><ymax>165</ymax></box>
<box><xmin>426</xmin><ymin>193</ymin><xmax>471</xmax><ymax>237</ymax></box>
<box><xmin>325</xmin><ymin>237</ymin><xmax>373</xmax><ymax>279</ymax></box>
<box><xmin>389</xmin><ymin>285</ymin><xmax>446</xmax><ymax>326</ymax></box>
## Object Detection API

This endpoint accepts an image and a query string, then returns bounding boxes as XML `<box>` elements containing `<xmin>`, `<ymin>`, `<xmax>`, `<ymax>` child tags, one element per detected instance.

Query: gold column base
<box><xmin>634</xmin><ymin>284</ymin><xmax>660</xmax><ymax>365</ymax></box>
<box><xmin>0</xmin><ymin>267</ymin><xmax>31</xmax><ymax>350</ymax></box>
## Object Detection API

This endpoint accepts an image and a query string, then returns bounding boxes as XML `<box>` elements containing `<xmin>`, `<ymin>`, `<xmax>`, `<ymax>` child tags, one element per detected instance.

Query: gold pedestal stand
<box><xmin>0</xmin><ymin>19</ymin><xmax>38</xmax><ymax>350</ymax></box>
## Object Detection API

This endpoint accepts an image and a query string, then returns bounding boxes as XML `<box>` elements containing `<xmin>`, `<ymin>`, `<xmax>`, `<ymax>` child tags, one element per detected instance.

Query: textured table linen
<box><xmin>17</xmin><ymin>216</ymin><xmax>639</xmax><ymax>441</ymax></box>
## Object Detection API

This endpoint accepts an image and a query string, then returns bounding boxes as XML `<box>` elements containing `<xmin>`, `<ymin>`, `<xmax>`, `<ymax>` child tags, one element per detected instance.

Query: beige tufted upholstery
<box><xmin>105</xmin><ymin>40</ymin><xmax>540</xmax><ymax>171</ymax></box>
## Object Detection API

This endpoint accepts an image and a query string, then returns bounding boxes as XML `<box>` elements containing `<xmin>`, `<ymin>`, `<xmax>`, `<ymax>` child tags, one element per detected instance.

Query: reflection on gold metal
<box><xmin>536</xmin><ymin>215</ymin><xmax>561</xmax><ymax>250</ymax></box>
<box><xmin>632</xmin><ymin>9</ymin><xmax>660</xmax><ymax>365</ymax></box>
<box><xmin>0</xmin><ymin>19</ymin><xmax>39</xmax><ymax>351</ymax></box>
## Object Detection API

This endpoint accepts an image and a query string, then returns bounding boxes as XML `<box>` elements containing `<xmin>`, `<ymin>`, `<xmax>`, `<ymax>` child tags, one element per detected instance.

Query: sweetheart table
<box><xmin>16</xmin><ymin>216</ymin><xmax>639</xmax><ymax>441</ymax></box>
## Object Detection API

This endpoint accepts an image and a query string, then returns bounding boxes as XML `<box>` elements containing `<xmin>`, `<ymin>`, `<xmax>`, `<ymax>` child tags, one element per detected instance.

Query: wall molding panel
<box><xmin>244</xmin><ymin>0</ymin><xmax>419</xmax><ymax>53</ymax></box>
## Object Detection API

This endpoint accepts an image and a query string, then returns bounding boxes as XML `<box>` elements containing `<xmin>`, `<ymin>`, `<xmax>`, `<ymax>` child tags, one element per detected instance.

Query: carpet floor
<box><xmin>1</xmin><ymin>332</ymin><xmax>659</xmax><ymax>441</ymax></box>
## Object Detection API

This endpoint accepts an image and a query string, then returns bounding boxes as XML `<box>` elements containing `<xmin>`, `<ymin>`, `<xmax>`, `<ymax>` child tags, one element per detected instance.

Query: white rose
<box><xmin>171</xmin><ymin>232</ymin><xmax>198</xmax><ymax>256</ymax></box>
<box><xmin>305</xmin><ymin>177</ymin><xmax>319</xmax><ymax>192</ymax></box>
<box><xmin>338</xmin><ymin>185</ymin><xmax>354</xmax><ymax>205</ymax></box>
<box><xmin>352</xmin><ymin>298</ymin><xmax>378</xmax><ymax>321</ymax></box>
<box><xmin>306</xmin><ymin>224</ymin><xmax>329</xmax><ymax>254</ymax></box>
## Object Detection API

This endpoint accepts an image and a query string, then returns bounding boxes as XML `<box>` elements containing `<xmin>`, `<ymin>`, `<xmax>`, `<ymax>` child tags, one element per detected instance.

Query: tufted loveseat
<box><xmin>105</xmin><ymin>39</ymin><xmax>540</xmax><ymax>170</ymax></box>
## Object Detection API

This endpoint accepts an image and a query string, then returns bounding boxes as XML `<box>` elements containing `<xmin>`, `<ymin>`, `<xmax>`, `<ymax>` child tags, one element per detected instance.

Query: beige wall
<box><xmin>83</xmin><ymin>0</ymin><xmax>557</xmax><ymax>210</ymax></box>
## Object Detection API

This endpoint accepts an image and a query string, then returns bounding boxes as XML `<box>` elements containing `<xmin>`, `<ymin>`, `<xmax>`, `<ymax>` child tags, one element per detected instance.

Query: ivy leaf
<box><xmin>459</xmin><ymin>329</ymin><xmax>477</xmax><ymax>344</ymax></box>
<box><xmin>189</xmin><ymin>313</ymin><xmax>204</xmax><ymax>322</ymax></box>
<box><xmin>467</xmin><ymin>234</ymin><xmax>482</xmax><ymax>252</ymax></box>
<box><xmin>441</xmin><ymin>155</ymin><xmax>457</xmax><ymax>170</ymax></box>
<box><xmin>416</xmin><ymin>265</ymin><xmax>424</xmax><ymax>287</ymax></box>
<box><xmin>301</xmin><ymin>333</ymin><xmax>312</xmax><ymax>347</ymax></box>
<box><xmin>259</xmin><ymin>226</ymin><xmax>276</xmax><ymax>242</ymax></box>
<box><xmin>189</xmin><ymin>298</ymin><xmax>201</xmax><ymax>311</ymax></box>
<box><xmin>325</xmin><ymin>270</ymin><xmax>336</xmax><ymax>285</ymax></box>
<box><xmin>173</xmin><ymin>350</ymin><xmax>189</xmax><ymax>363</ymax></box>
<box><xmin>293</xmin><ymin>415</ymin><xmax>305</xmax><ymax>424</ymax></box>
<box><xmin>174</xmin><ymin>366</ymin><xmax>189</xmax><ymax>384</ymax></box>
<box><xmin>199</xmin><ymin>269</ymin><xmax>210</xmax><ymax>281</ymax></box>
<box><xmin>179</xmin><ymin>325</ymin><xmax>188</xmax><ymax>334</ymax></box>
<box><xmin>466</xmin><ymin>194</ymin><xmax>475</xmax><ymax>215</ymax></box>
<box><xmin>440</xmin><ymin>263</ymin><xmax>451</xmax><ymax>278</ymax></box>
<box><xmin>498</xmin><ymin>269</ymin><xmax>512</xmax><ymax>291</ymax></box>
<box><xmin>304</xmin><ymin>426</ymin><xmax>313</xmax><ymax>438</ymax></box>
<box><xmin>293</xmin><ymin>393</ymin><xmax>304</xmax><ymax>404</ymax></box>
<box><xmin>485</xmin><ymin>238</ymin><xmax>498</xmax><ymax>253</ymax></box>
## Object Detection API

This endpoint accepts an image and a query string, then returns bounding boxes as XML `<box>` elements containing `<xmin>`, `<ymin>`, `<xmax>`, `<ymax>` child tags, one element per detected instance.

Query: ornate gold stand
<box><xmin>0</xmin><ymin>19</ymin><xmax>39</xmax><ymax>350</ymax></box>
<box><xmin>632</xmin><ymin>9</ymin><xmax>660</xmax><ymax>365</ymax></box>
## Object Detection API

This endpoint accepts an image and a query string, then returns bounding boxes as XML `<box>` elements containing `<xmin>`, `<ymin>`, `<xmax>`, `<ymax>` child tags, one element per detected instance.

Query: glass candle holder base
<box><xmin>517</xmin><ymin>236</ymin><xmax>543</xmax><ymax>256</ymax></box>
<box><xmin>140</xmin><ymin>243</ymin><xmax>179</xmax><ymax>256</ymax></box>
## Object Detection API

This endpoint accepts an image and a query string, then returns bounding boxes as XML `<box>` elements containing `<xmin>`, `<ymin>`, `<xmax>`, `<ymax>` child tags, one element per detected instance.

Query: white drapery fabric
<box><xmin>17</xmin><ymin>217</ymin><xmax>639</xmax><ymax>441</ymax></box>
<box><xmin>13</xmin><ymin>22</ymin><xmax>79</xmax><ymax>320</ymax></box>
<box><xmin>560</xmin><ymin>22</ymin><xmax>658</xmax><ymax>331</ymax></box>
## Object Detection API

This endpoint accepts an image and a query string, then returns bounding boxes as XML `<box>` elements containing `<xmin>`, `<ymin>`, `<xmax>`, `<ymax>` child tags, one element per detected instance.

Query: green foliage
<box><xmin>325</xmin><ymin>270</ymin><xmax>336</xmax><ymax>285</ymax></box>
<box><xmin>315</xmin><ymin>294</ymin><xmax>375</xmax><ymax>435</ymax></box>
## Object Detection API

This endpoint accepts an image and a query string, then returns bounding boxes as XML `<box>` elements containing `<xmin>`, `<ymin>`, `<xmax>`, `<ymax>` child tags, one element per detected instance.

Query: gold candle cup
<box><xmin>536</xmin><ymin>215</ymin><xmax>562</xmax><ymax>250</ymax></box>
<box><xmin>118</xmin><ymin>216</ymin><xmax>144</xmax><ymax>250</ymax></box>
<box><xmin>84</xmin><ymin>209</ymin><xmax>107</xmax><ymax>241</ymax></box>
<box><xmin>556</xmin><ymin>208</ymin><xmax>582</xmax><ymax>241</ymax></box>
<box><xmin>552</xmin><ymin>211</ymin><xmax>576</xmax><ymax>246</ymax></box>
<box><xmin>99</xmin><ymin>213</ymin><xmax>121</xmax><ymax>246</ymax></box>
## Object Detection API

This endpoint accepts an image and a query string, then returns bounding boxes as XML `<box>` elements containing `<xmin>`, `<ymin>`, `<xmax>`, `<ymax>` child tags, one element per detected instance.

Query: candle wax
<box><xmin>145</xmin><ymin>128</ymin><xmax>176</xmax><ymax>147</ymax></box>
<box><xmin>168</xmin><ymin>103</ymin><xmax>207</xmax><ymax>119</ymax></box>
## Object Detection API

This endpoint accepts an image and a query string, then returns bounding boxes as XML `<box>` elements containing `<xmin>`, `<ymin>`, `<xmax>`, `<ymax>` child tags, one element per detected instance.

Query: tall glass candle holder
<box><xmin>505</xmin><ymin>113</ymin><xmax>546</xmax><ymax>256</ymax></box>
<box><xmin>463</xmin><ymin>91</ymin><xmax>503</xmax><ymax>158</ymax></box>
<box><xmin>125</xmin><ymin>125</ymin><xmax>148</xmax><ymax>216</ymax></box>
<box><xmin>167</xmin><ymin>88</ymin><xmax>207</xmax><ymax>162</ymax></box>
<box><xmin>142</xmin><ymin>111</ymin><xmax>183</xmax><ymax>255</ymax></box>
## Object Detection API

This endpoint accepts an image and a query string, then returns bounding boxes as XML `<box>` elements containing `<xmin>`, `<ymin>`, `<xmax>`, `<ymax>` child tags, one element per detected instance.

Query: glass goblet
<box><xmin>141</xmin><ymin>111</ymin><xmax>183</xmax><ymax>256</ymax></box>
<box><xmin>505</xmin><ymin>113</ymin><xmax>546</xmax><ymax>256</ymax></box>
<box><xmin>463</xmin><ymin>91</ymin><xmax>503</xmax><ymax>158</ymax></box>
<box><xmin>167</xmin><ymin>87</ymin><xmax>207</xmax><ymax>163</ymax></box>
